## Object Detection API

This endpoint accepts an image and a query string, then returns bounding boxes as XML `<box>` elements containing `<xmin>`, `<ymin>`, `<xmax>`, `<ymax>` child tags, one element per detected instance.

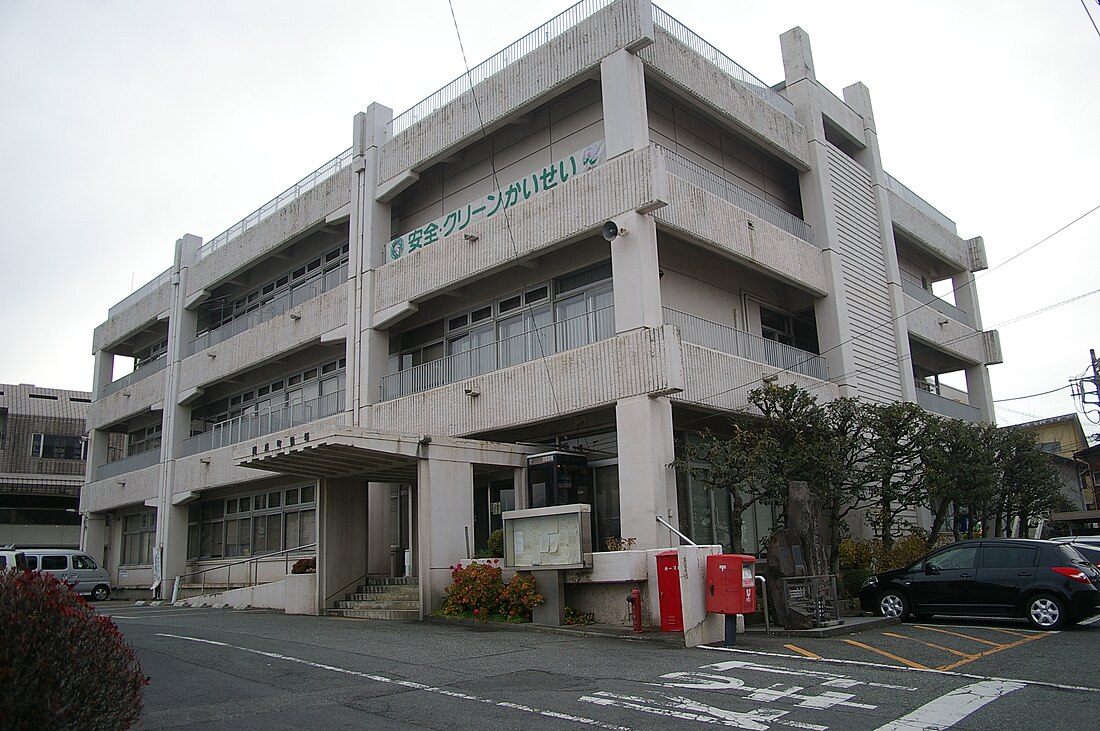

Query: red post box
<box><xmin>655</xmin><ymin>550</ymin><xmax>684</xmax><ymax>632</ymax></box>
<box><xmin>706</xmin><ymin>554</ymin><xmax>756</xmax><ymax>614</ymax></box>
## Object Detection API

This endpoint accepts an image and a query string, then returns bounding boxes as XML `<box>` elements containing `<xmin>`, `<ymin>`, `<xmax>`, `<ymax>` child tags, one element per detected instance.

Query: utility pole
<box><xmin>1071</xmin><ymin>348</ymin><xmax>1100</xmax><ymax>427</ymax></box>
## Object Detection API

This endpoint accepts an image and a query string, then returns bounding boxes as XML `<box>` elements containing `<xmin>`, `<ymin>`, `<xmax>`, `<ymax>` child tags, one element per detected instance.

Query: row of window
<box><xmin>30</xmin><ymin>433</ymin><xmax>87</xmax><ymax>460</ymax></box>
<box><xmin>205</xmin><ymin>358</ymin><xmax>346</xmax><ymax>427</ymax></box>
<box><xmin>186</xmin><ymin>486</ymin><xmax>317</xmax><ymax>560</ymax></box>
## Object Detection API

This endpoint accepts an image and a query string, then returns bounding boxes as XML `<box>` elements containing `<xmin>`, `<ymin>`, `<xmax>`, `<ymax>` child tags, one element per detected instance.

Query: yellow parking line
<box><xmin>985</xmin><ymin>627</ymin><xmax>1038</xmax><ymax>638</ymax></box>
<box><xmin>913</xmin><ymin>625</ymin><xmax>1007</xmax><ymax>647</ymax></box>
<box><xmin>936</xmin><ymin>632</ymin><xmax>1050</xmax><ymax>672</ymax></box>
<box><xmin>784</xmin><ymin>644</ymin><xmax>822</xmax><ymax>659</ymax></box>
<box><xmin>843</xmin><ymin>639</ymin><xmax>931</xmax><ymax>669</ymax></box>
<box><xmin>881</xmin><ymin>632</ymin><xmax>977</xmax><ymax>660</ymax></box>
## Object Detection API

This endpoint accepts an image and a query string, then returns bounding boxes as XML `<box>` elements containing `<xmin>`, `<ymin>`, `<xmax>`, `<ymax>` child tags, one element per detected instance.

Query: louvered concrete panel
<box><xmin>371</xmin><ymin>325</ymin><xmax>682</xmax><ymax>437</ymax></box>
<box><xmin>888</xmin><ymin>190</ymin><xmax>969</xmax><ymax>272</ymax></box>
<box><xmin>80</xmin><ymin>463</ymin><xmax>159</xmax><ymax>514</ymax></box>
<box><xmin>375</xmin><ymin>147</ymin><xmax>658</xmax><ymax>311</ymax></box>
<box><xmin>904</xmin><ymin>293</ymin><xmax>987</xmax><ymax>365</ymax></box>
<box><xmin>827</xmin><ymin>144</ymin><xmax>902</xmax><ymax>404</ymax></box>
<box><xmin>672</xmin><ymin>343</ymin><xmax>838</xmax><ymax>414</ymax></box>
<box><xmin>377</xmin><ymin>1</ymin><xmax>649</xmax><ymax>184</ymax></box>
<box><xmin>179</xmin><ymin>283</ymin><xmax>349</xmax><ymax>393</ymax></box>
<box><xmin>87</xmin><ymin>368</ymin><xmax>167</xmax><ymax>431</ymax></box>
<box><xmin>93</xmin><ymin>287</ymin><xmax>172</xmax><ymax>353</ymax></box>
<box><xmin>654</xmin><ymin>176</ymin><xmax>827</xmax><ymax>294</ymax></box>
<box><xmin>187</xmin><ymin>168</ymin><xmax>353</xmax><ymax>297</ymax></box>
<box><xmin>638</xmin><ymin>27</ymin><xmax>809</xmax><ymax>170</ymax></box>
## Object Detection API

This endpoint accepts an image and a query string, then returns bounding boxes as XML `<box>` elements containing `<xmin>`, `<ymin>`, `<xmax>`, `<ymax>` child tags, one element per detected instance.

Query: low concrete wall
<box><xmin>179</xmin><ymin>574</ymin><xmax>318</xmax><ymax>615</ymax></box>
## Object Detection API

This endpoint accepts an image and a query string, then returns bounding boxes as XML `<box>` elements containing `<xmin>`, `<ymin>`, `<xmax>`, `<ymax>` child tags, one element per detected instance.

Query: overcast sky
<box><xmin>1</xmin><ymin>0</ymin><xmax>1097</xmax><ymax>437</ymax></box>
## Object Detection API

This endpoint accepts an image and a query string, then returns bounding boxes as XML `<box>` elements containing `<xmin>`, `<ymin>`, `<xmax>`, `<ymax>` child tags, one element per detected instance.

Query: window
<box><xmin>72</xmin><ymin>555</ymin><xmax>98</xmax><ymax>570</ymax></box>
<box><xmin>759</xmin><ymin>306</ymin><xmax>819</xmax><ymax>354</ymax></box>
<box><xmin>927</xmin><ymin>545</ymin><xmax>978</xmax><ymax>571</ymax></box>
<box><xmin>122</xmin><ymin>512</ymin><xmax>156</xmax><ymax>565</ymax></box>
<box><xmin>981</xmin><ymin>545</ymin><xmax>1037</xmax><ymax>570</ymax></box>
<box><xmin>41</xmin><ymin>555</ymin><xmax>67</xmax><ymax>570</ymax></box>
<box><xmin>187</xmin><ymin>486</ymin><xmax>316</xmax><ymax>559</ymax></box>
<box><xmin>31</xmin><ymin>434</ymin><xmax>87</xmax><ymax>460</ymax></box>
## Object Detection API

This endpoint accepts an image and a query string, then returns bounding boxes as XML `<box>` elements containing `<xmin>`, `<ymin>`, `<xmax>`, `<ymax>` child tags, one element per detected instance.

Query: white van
<box><xmin>21</xmin><ymin>548</ymin><xmax>112</xmax><ymax>600</ymax></box>
<box><xmin>0</xmin><ymin>548</ymin><xmax>28</xmax><ymax>571</ymax></box>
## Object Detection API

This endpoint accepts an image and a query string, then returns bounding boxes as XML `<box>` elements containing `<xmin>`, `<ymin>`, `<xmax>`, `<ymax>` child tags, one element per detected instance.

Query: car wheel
<box><xmin>877</xmin><ymin>590</ymin><xmax>909</xmax><ymax>620</ymax></box>
<box><xmin>1025</xmin><ymin>593</ymin><xmax>1066</xmax><ymax>630</ymax></box>
<box><xmin>91</xmin><ymin>585</ymin><xmax>110</xmax><ymax>602</ymax></box>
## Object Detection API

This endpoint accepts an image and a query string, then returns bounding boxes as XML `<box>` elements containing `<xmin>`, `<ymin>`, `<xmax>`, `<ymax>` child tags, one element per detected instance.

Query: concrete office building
<box><xmin>1</xmin><ymin>383</ymin><xmax>92</xmax><ymax>547</ymax></box>
<box><xmin>81</xmin><ymin>0</ymin><xmax>1000</xmax><ymax>612</ymax></box>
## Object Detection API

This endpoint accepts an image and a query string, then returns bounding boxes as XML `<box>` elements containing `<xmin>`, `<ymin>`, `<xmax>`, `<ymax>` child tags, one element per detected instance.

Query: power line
<box><xmin>994</xmin><ymin>384</ymin><xmax>1073</xmax><ymax>403</ymax></box>
<box><xmin>1082</xmin><ymin>0</ymin><xmax>1100</xmax><ymax>39</ymax></box>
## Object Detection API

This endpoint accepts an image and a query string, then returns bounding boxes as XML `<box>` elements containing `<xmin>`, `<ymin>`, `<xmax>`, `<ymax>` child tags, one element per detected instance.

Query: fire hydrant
<box><xmin>626</xmin><ymin>587</ymin><xmax>643</xmax><ymax>634</ymax></box>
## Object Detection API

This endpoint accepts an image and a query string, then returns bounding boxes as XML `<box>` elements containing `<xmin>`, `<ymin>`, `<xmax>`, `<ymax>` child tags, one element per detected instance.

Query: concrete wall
<box><xmin>87</xmin><ymin>369</ymin><xmax>166</xmax><ymax>431</ymax></box>
<box><xmin>888</xmin><ymin>190</ymin><xmax>971</xmax><ymax>272</ymax></box>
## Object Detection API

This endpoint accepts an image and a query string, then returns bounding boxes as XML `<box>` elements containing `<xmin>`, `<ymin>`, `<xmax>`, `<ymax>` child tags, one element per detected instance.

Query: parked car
<box><xmin>1049</xmin><ymin>536</ymin><xmax>1100</xmax><ymax>569</ymax></box>
<box><xmin>0</xmin><ymin>548</ymin><xmax>28</xmax><ymax>571</ymax></box>
<box><xmin>860</xmin><ymin>538</ymin><xmax>1100</xmax><ymax>630</ymax></box>
<box><xmin>20</xmin><ymin>548</ymin><xmax>112</xmax><ymax>601</ymax></box>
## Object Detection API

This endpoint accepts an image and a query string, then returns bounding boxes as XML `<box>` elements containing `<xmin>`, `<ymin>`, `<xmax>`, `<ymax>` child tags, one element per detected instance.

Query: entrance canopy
<box><xmin>234</xmin><ymin>425</ymin><xmax>530</xmax><ymax>481</ymax></box>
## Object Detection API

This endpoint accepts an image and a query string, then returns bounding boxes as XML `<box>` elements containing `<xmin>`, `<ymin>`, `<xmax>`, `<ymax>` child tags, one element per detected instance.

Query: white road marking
<box><xmin>872</xmin><ymin>680</ymin><xmax>1025</xmax><ymax>731</ymax></box>
<box><xmin>156</xmin><ymin>633</ymin><xmax>632</xmax><ymax>730</ymax></box>
<box><xmin>700</xmin><ymin>646</ymin><xmax>1098</xmax><ymax>693</ymax></box>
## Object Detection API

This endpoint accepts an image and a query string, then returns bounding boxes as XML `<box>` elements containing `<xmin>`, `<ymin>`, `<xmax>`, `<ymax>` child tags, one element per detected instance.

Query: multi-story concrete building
<box><xmin>1</xmin><ymin>383</ymin><xmax>91</xmax><ymax>547</ymax></box>
<box><xmin>82</xmin><ymin>0</ymin><xmax>1000</xmax><ymax>611</ymax></box>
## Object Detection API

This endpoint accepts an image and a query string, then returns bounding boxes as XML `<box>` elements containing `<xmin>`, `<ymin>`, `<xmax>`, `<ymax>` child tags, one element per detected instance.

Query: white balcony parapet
<box><xmin>108</xmin><ymin>268</ymin><xmax>173</xmax><ymax>318</ymax></box>
<box><xmin>900</xmin><ymin>279</ymin><xmax>973</xmax><ymax>328</ymax></box>
<box><xmin>651</xmin><ymin>5</ymin><xmax>795</xmax><ymax>120</ymax></box>
<box><xmin>915</xmin><ymin>387</ymin><xmax>981</xmax><ymax>422</ymax></box>
<box><xmin>100</xmin><ymin>353</ymin><xmax>168</xmax><ymax>397</ymax></box>
<box><xmin>180</xmin><ymin>390</ymin><xmax>345</xmax><ymax>457</ymax></box>
<box><xmin>389</xmin><ymin>0</ymin><xmax>615</xmax><ymax>135</ymax></box>
<box><xmin>664</xmin><ymin>307</ymin><xmax>827</xmax><ymax>380</ymax></box>
<box><xmin>661</xmin><ymin>147</ymin><xmax>814</xmax><ymax>245</ymax></box>
<box><xmin>381</xmin><ymin>305</ymin><xmax>615</xmax><ymax>401</ymax></box>
<box><xmin>187</xmin><ymin>263</ymin><xmax>348</xmax><ymax>356</ymax></box>
<box><xmin>195</xmin><ymin>148</ymin><xmax>353</xmax><ymax>262</ymax></box>
<box><xmin>884</xmin><ymin>173</ymin><xmax>957</xmax><ymax>234</ymax></box>
<box><xmin>94</xmin><ymin>446</ymin><xmax>162</xmax><ymax>481</ymax></box>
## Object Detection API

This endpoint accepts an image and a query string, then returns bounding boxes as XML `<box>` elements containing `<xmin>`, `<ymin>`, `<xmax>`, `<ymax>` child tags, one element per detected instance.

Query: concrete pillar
<box><xmin>844</xmin><ymin>82</ymin><xmax>915</xmax><ymax>403</ymax></box>
<box><xmin>81</xmin><ymin>513</ymin><xmax>108</xmax><ymax>564</ymax></box>
<box><xmin>610</xmin><ymin>210</ymin><xmax>663</xmax><ymax>333</ymax></box>
<box><xmin>616</xmin><ymin>395</ymin><xmax>677</xmax><ymax>549</ymax></box>
<box><xmin>965</xmin><ymin>365</ymin><xmax>996</xmax><ymax>424</ymax></box>
<box><xmin>416</xmin><ymin>453</ymin><xmax>474</xmax><ymax>613</ymax></box>
<box><xmin>348</xmin><ymin>104</ymin><xmax>394</xmax><ymax>428</ymax></box>
<box><xmin>318</xmin><ymin>477</ymin><xmax>369</xmax><ymax>609</ymax></box>
<box><xmin>91</xmin><ymin>349</ymin><xmax>114</xmax><ymax>399</ymax></box>
<box><xmin>600</xmin><ymin>49</ymin><xmax>648</xmax><ymax>160</ymax></box>
<box><xmin>366</xmin><ymin>482</ymin><xmax>392</xmax><ymax>576</ymax></box>
<box><xmin>780</xmin><ymin>28</ymin><xmax>858</xmax><ymax>396</ymax></box>
<box><xmin>678</xmin><ymin>544</ymin><xmax>724</xmax><ymax>648</ymax></box>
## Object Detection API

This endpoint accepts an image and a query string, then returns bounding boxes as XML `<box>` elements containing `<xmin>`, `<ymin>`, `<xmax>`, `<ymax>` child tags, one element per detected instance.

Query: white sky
<box><xmin>1</xmin><ymin>0</ymin><xmax>1097</xmax><ymax>437</ymax></box>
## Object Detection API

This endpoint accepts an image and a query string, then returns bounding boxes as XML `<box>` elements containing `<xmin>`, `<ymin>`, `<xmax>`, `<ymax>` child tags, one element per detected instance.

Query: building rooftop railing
<box><xmin>108</xmin><ymin>267</ymin><xmax>173</xmax><ymax>317</ymax></box>
<box><xmin>651</xmin><ymin>5</ymin><xmax>795</xmax><ymax>120</ymax></box>
<box><xmin>660</xmin><ymin>147</ymin><xmax>814</xmax><ymax>245</ymax></box>
<box><xmin>196</xmin><ymin>148</ymin><xmax>353</xmax><ymax>262</ymax></box>
<box><xmin>884</xmin><ymin>173</ymin><xmax>957</xmax><ymax>234</ymax></box>
<box><xmin>389</xmin><ymin>0</ymin><xmax>615</xmax><ymax>135</ymax></box>
<box><xmin>180</xmin><ymin>390</ymin><xmax>345</xmax><ymax>457</ymax></box>
<box><xmin>664</xmin><ymin>307</ymin><xmax>828</xmax><ymax>380</ymax></box>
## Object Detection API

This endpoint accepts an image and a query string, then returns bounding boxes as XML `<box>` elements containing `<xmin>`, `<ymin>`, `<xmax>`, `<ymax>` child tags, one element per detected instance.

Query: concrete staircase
<box><xmin>327</xmin><ymin>576</ymin><xmax>420</xmax><ymax>620</ymax></box>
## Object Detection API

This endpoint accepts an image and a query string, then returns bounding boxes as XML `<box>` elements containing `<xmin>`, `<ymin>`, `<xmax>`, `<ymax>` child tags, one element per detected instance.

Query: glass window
<box><xmin>72</xmin><ymin>555</ymin><xmax>97</xmax><ymax>570</ymax></box>
<box><xmin>928</xmin><ymin>545</ymin><xmax>978</xmax><ymax>571</ymax></box>
<box><xmin>982</xmin><ymin>545</ymin><xmax>1037</xmax><ymax>569</ymax></box>
<box><xmin>123</xmin><ymin>512</ymin><xmax>155</xmax><ymax>565</ymax></box>
<box><xmin>41</xmin><ymin>555</ymin><xmax>67</xmax><ymax>570</ymax></box>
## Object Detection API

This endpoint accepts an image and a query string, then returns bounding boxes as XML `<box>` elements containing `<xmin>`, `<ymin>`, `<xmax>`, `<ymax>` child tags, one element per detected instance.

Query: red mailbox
<box><xmin>655</xmin><ymin>550</ymin><xmax>684</xmax><ymax>632</ymax></box>
<box><xmin>706</xmin><ymin>554</ymin><xmax>756</xmax><ymax>615</ymax></box>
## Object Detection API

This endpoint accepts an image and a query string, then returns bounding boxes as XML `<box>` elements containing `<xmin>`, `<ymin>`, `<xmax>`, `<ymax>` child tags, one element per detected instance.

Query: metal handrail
<box><xmin>170</xmin><ymin>542</ymin><xmax>317</xmax><ymax>603</ymax></box>
<box><xmin>656</xmin><ymin>515</ymin><xmax>696</xmax><ymax>546</ymax></box>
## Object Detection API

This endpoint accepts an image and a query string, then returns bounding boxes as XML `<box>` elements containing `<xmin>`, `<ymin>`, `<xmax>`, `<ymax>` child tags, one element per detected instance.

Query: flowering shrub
<box><xmin>441</xmin><ymin>563</ymin><xmax>543</xmax><ymax>622</ymax></box>
<box><xmin>441</xmin><ymin>562</ymin><xmax>505</xmax><ymax>620</ymax></box>
<box><xmin>498</xmin><ymin>572</ymin><xmax>543</xmax><ymax>622</ymax></box>
<box><xmin>291</xmin><ymin>557</ymin><xmax>316</xmax><ymax>574</ymax></box>
<box><xmin>0</xmin><ymin>569</ymin><xmax>148</xmax><ymax>729</ymax></box>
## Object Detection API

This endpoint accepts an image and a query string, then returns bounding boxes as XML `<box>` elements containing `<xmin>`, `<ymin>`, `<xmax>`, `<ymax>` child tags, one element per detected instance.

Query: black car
<box><xmin>1050</xmin><ymin>536</ymin><xmax>1100</xmax><ymax>570</ymax></box>
<box><xmin>859</xmin><ymin>538</ymin><xmax>1100</xmax><ymax>630</ymax></box>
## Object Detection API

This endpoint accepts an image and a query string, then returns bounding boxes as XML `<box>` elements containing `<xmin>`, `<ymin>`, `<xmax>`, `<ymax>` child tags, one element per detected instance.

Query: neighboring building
<box><xmin>0</xmin><ymin>383</ymin><xmax>91</xmax><ymax>547</ymax></box>
<box><xmin>81</xmin><ymin>0</ymin><xmax>1000</xmax><ymax>610</ymax></box>
<box><xmin>1005</xmin><ymin>414</ymin><xmax>1092</xmax><ymax>514</ymax></box>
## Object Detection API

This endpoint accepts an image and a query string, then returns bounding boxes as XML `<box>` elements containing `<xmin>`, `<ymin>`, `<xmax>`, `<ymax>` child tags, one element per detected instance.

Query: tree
<box><xmin>859</xmin><ymin>402</ymin><xmax>929</xmax><ymax>549</ymax></box>
<box><xmin>997</xmin><ymin>428</ymin><xmax>1065</xmax><ymax>536</ymax></box>
<box><xmin>922</xmin><ymin>417</ymin><xmax>1001</xmax><ymax>547</ymax></box>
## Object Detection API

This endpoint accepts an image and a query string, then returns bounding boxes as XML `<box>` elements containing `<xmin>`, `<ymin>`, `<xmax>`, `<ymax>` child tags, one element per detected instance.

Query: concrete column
<box><xmin>318</xmin><ymin>477</ymin><xmax>369</xmax><ymax>609</ymax></box>
<box><xmin>91</xmin><ymin>349</ymin><xmax>114</xmax><ymax>399</ymax></box>
<box><xmin>600</xmin><ymin>49</ymin><xmax>648</xmax><ymax>160</ymax></box>
<box><xmin>965</xmin><ymin>365</ymin><xmax>996</xmax><ymax>424</ymax></box>
<box><xmin>616</xmin><ymin>395</ymin><xmax>677</xmax><ymax>549</ymax></box>
<box><xmin>951</xmin><ymin>269</ymin><xmax>985</xmax><ymax>330</ymax></box>
<box><xmin>610</xmin><ymin>210</ymin><xmax>663</xmax><ymax>333</ymax></box>
<box><xmin>844</xmin><ymin>82</ymin><xmax>916</xmax><ymax>403</ymax></box>
<box><xmin>348</xmin><ymin>104</ymin><xmax>394</xmax><ymax>428</ymax></box>
<box><xmin>416</xmin><ymin>454</ymin><xmax>474</xmax><ymax>613</ymax></box>
<box><xmin>366</xmin><ymin>482</ymin><xmax>392</xmax><ymax>576</ymax></box>
<box><xmin>780</xmin><ymin>28</ymin><xmax>858</xmax><ymax>396</ymax></box>
<box><xmin>81</xmin><ymin>513</ymin><xmax>108</xmax><ymax>564</ymax></box>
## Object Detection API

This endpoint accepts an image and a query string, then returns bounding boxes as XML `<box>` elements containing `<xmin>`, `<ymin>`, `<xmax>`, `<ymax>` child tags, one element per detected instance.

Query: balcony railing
<box><xmin>381</xmin><ymin>305</ymin><xmax>615</xmax><ymax>400</ymax></box>
<box><xmin>196</xmin><ymin>148</ymin><xmax>354</xmax><ymax>262</ymax></box>
<box><xmin>389</xmin><ymin>0</ymin><xmax>614</xmax><ymax>135</ymax></box>
<box><xmin>915</xmin><ymin>387</ymin><xmax>981</xmax><ymax>423</ymax></box>
<box><xmin>181</xmin><ymin>390</ymin><xmax>345</xmax><ymax>457</ymax></box>
<box><xmin>94</xmin><ymin>446</ymin><xmax>162</xmax><ymax>481</ymax></box>
<box><xmin>187</xmin><ymin>263</ymin><xmax>348</xmax><ymax>356</ymax></box>
<box><xmin>651</xmin><ymin>5</ymin><xmax>795</xmax><ymax>120</ymax></box>
<box><xmin>109</xmin><ymin>267</ymin><xmax>173</xmax><ymax>317</ymax></box>
<box><xmin>661</xmin><ymin>147</ymin><xmax>814</xmax><ymax>245</ymax></box>
<box><xmin>900</xmin><ymin>279</ymin><xmax>973</xmax><ymax>328</ymax></box>
<box><xmin>884</xmin><ymin>173</ymin><xmax>957</xmax><ymax>234</ymax></box>
<box><xmin>100</xmin><ymin>353</ymin><xmax>168</xmax><ymax>398</ymax></box>
<box><xmin>664</xmin><ymin>307</ymin><xmax>828</xmax><ymax>380</ymax></box>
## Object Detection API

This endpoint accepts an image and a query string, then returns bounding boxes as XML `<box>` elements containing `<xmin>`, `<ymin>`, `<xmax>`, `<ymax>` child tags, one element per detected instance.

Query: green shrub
<box><xmin>841</xmin><ymin>568</ymin><xmax>872</xmax><ymax>599</ymax></box>
<box><xmin>486</xmin><ymin>529</ymin><xmax>504</xmax><ymax>558</ymax></box>
<box><xmin>564</xmin><ymin>606</ymin><xmax>594</xmax><ymax>626</ymax></box>
<box><xmin>0</xmin><ymin>569</ymin><xmax>147</xmax><ymax>730</ymax></box>
<box><xmin>838</xmin><ymin>533</ymin><xmax>931</xmax><ymax>572</ymax></box>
